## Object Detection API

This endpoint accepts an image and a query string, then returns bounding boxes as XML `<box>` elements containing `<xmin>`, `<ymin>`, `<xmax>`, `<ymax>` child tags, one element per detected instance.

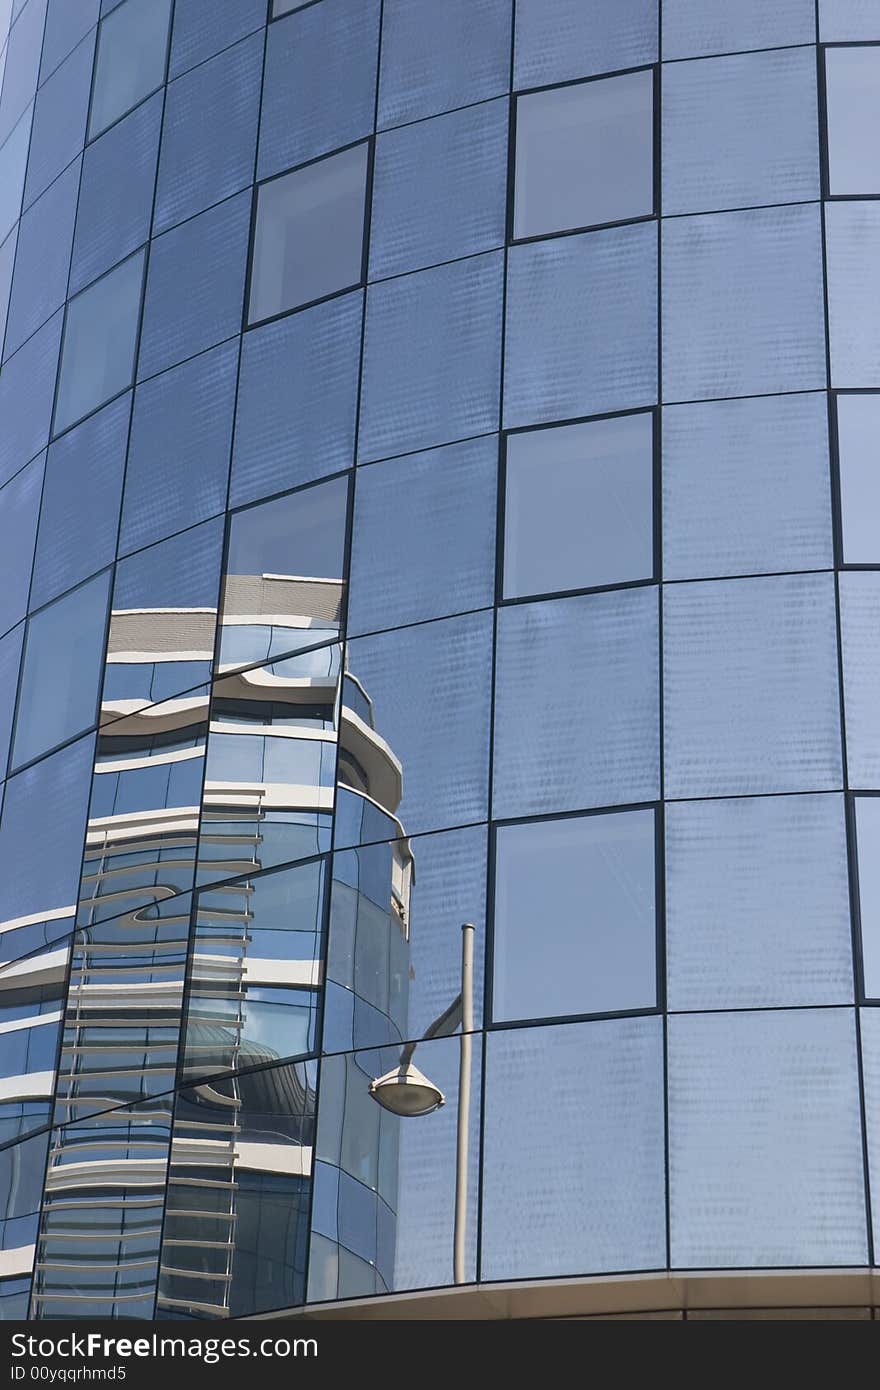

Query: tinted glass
<box><xmin>5</xmin><ymin>156</ymin><xmax>79</xmax><ymax>359</ymax></box>
<box><xmin>53</xmin><ymin>251</ymin><xmax>145</xmax><ymax>436</ymax></box>
<box><xmin>855</xmin><ymin>796</ymin><xmax>880</xmax><ymax>998</ymax></box>
<box><xmin>170</xmin><ymin>0</ymin><xmax>264</xmax><ymax>79</ymax></box>
<box><xmin>514</xmin><ymin>70</ymin><xmax>654</xmax><ymax>240</ymax></box>
<box><xmin>514</xmin><ymin>0</ymin><xmax>658</xmax><ymax>90</ymax></box>
<box><xmin>88</xmin><ymin>0</ymin><xmax>172</xmax><ymax>139</ymax></box>
<box><xmin>493</xmin><ymin>809</ymin><xmax>656</xmax><ymax>1023</ymax></box>
<box><xmin>838</xmin><ymin>393</ymin><xmax>880</xmax><ymax>564</ymax></box>
<box><xmin>249</xmin><ymin>143</ymin><xmax>369</xmax><ymax>324</ymax></box>
<box><xmin>0</xmin><ymin>107</ymin><xmax>31</xmax><ymax>244</ymax></box>
<box><xmin>0</xmin><ymin>309</ymin><xmax>62</xmax><ymax>490</ymax></box>
<box><xmin>825</xmin><ymin>46</ymin><xmax>880</xmax><ymax>196</ymax></box>
<box><xmin>378</xmin><ymin>0</ymin><xmax>510</xmax><ymax>128</ymax></box>
<box><xmin>840</xmin><ymin>571</ymin><xmax>880</xmax><ymax>789</ymax></box>
<box><xmin>0</xmin><ymin>453</ymin><xmax>42</xmax><ymax>639</ymax></box>
<box><xmin>820</xmin><ymin>0</ymin><xmax>880</xmax><ymax>40</ymax></box>
<box><xmin>826</xmin><ymin>201</ymin><xmax>880</xmax><ymax>389</ymax></box>
<box><xmin>21</xmin><ymin>28</ymin><xmax>94</xmax><ymax>207</ymax></box>
<box><xmin>503</xmin><ymin>413</ymin><xmax>654</xmax><ymax>599</ymax></box>
<box><xmin>662</xmin><ymin>0</ymin><xmax>814</xmax><ymax>60</ymax></box>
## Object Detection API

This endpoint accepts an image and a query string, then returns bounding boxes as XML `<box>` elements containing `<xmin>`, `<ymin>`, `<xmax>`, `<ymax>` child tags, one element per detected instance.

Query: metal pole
<box><xmin>453</xmin><ymin>922</ymin><xmax>475</xmax><ymax>1285</ymax></box>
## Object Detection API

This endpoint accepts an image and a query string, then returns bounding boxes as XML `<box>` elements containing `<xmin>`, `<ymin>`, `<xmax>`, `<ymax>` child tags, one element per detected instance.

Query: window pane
<box><xmin>12</xmin><ymin>570</ymin><xmax>111</xmax><ymax>769</ymax></box>
<box><xmin>861</xmin><ymin>1008</ymin><xmax>880</xmax><ymax>1258</ymax></box>
<box><xmin>0</xmin><ymin>453</ymin><xmax>41</xmax><ymax>639</ymax></box>
<box><xmin>826</xmin><ymin>201</ymin><xmax>880</xmax><ymax>388</ymax></box>
<box><xmin>826</xmin><ymin>46</ymin><xmax>880</xmax><ymax>196</ymax></box>
<box><xmin>88</xmin><ymin>0</ymin><xmax>172</xmax><ymax>139</ymax></box>
<box><xmin>668</xmin><ymin>1009</ymin><xmax>867</xmax><ymax>1267</ymax></box>
<box><xmin>0</xmin><ymin>308</ymin><xmax>62</xmax><ymax>490</ymax></box>
<box><xmin>820</xmin><ymin>0</ymin><xmax>880</xmax><ymax>40</ymax></box>
<box><xmin>5</xmin><ymin>154</ymin><xmax>79</xmax><ymax>358</ymax></box>
<box><xmin>170</xmin><ymin>0</ymin><xmax>264</xmax><ymax>79</ymax></box>
<box><xmin>378</xmin><ymin>0</ymin><xmax>510</xmax><ymax>128</ymax></box>
<box><xmin>493</xmin><ymin>809</ymin><xmax>656</xmax><ymax>1023</ymax></box>
<box><xmin>0</xmin><ymin>623</ymin><xmax>23</xmax><ymax>778</ymax></box>
<box><xmin>53</xmin><ymin>250</ymin><xmax>144</xmax><ymax>436</ymax></box>
<box><xmin>0</xmin><ymin>106</ymin><xmax>32</xmax><ymax>244</ymax></box>
<box><xmin>21</xmin><ymin>28</ymin><xmax>94</xmax><ymax>207</ymax></box>
<box><xmin>840</xmin><ymin>571</ymin><xmax>880</xmax><ymax>788</ymax></box>
<box><xmin>40</xmin><ymin>0</ymin><xmax>100</xmax><ymax>80</ymax></box>
<box><xmin>249</xmin><ymin>143</ymin><xmax>369</xmax><ymax>324</ymax></box>
<box><xmin>504</xmin><ymin>412</ymin><xmax>654</xmax><ymax>599</ymax></box>
<box><xmin>838</xmin><ymin>393</ymin><xmax>880</xmax><ymax>564</ymax></box>
<box><xmin>514</xmin><ymin>0</ymin><xmax>658</xmax><ymax>90</ymax></box>
<box><xmin>514</xmin><ymin>70</ymin><xmax>654</xmax><ymax>240</ymax></box>
<box><xmin>662</xmin><ymin>0</ymin><xmax>814</xmax><ymax>61</ymax></box>
<box><xmin>854</xmin><ymin>797</ymin><xmax>880</xmax><ymax>998</ymax></box>
<box><xmin>482</xmin><ymin>1018</ymin><xmax>665</xmax><ymax>1279</ymax></box>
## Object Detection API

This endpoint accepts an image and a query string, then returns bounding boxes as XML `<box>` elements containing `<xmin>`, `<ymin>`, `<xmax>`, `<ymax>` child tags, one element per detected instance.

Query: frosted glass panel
<box><xmin>669</xmin><ymin>1009</ymin><xmax>867</xmax><ymax>1267</ymax></box>
<box><xmin>825</xmin><ymin>46</ymin><xmax>880</xmax><ymax>196</ymax></box>
<box><xmin>840</xmin><ymin>571</ymin><xmax>880</xmax><ymax>788</ymax></box>
<box><xmin>663</xmin><ymin>574</ymin><xmax>842</xmax><ymax>798</ymax></box>
<box><xmin>820</xmin><ymin>0</ymin><xmax>880</xmax><ymax>39</ymax></box>
<box><xmin>859</xmin><ymin>1007</ymin><xmax>880</xmax><ymax>1257</ymax></box>
<box><xmin>826</xmin><ymin>201</ymin><xmax>880</xmax><ymax>388</ymax></box>
<box><xmin>662</xmin><ymin>0</ymin><xmax>815</xmax><ymax>59</ymax></box>
<box><xmin>514</xmin><ymin>0</ymin><xmax>658</xmax><ymax>90</ymax></box>
<box><xmin>854</xmin><ymin>798</ymin><xmax>880</xmax><ymax>998</ymax></box>
<box><xmin>378</xmin><ymin>0</ymin><xmax>510</xmax><ymax>127</ymax></box>
<box><xmin>838</xmin><ymin>393</ymin><xmax>880</xmax><ymax>564</ymax></box>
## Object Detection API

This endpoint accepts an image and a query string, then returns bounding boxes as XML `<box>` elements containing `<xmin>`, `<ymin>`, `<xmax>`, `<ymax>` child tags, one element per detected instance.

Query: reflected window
<box><xmin>89</xmin><ymin>0</ymin><xmax>172</xmax><ymax>139</ymax></box>
<box><xmin>855</xmin><ymin>796</ymin><xmax>880</xmax><ymax>999</ymax></box>
<box><xmin>837</xmin><ymin>393</ymin><xmax>880</xmax><ymax>564</ymax></box>
<box><xmin>248</xmin><ymin>143</ymin><xmax>369</xmax><ymax>324</ymax></box>
<box><xmin>493</xmin><ymin>809</ymin><xmax>656</xmax><ymax>1023</ymax></box>
<box><xmin>825</xmin><ymin>46</ymin><xmax>880</xmax><ymax>196</ymax></box>
<box><xmin>12</xmin><ymin>571</ymin><xmax>111</xmax><ymax>771</ymax></box>
<box><xmin>514</xmin><ymin>69</ymin><xmax>654</xmax><ymax>240</ymax></box>
<box><xmin>503</xmin><ymin>412</ymin><xmax>654</xmax><ymax>599</ymax></box>
<box><xmin>53</xmin><ymin>250</ymin><xmax>145</xmax><ymax>436</ymax></box>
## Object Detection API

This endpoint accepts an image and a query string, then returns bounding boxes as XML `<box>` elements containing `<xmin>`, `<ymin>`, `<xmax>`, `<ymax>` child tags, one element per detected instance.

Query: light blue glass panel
<box><xmin>257</xmin><ymin>0</ymin><xmax>379</xmax><ymax>179</ymax></box>
<box><xmin>663</xmin><ymin>574</ymin><xmax>842</xmax><ymax>798</ymax></box>
<box><xmin>378</xmin><ymin>0</ymin><xmax>510</xmax><ymax>128</ymax></box>
<box><xmin>840</xmin><ymin>571</ymin><xmax>880</xmax><ymax>789</ymax></box>
<box><xmin>662</xmin><ymin>0</ymin><xmax>815</xmax><ymax>60</ymax></box>
<box><xmin>668</xmin><ymin>1009</ymin><xmax>867</xmax><ymax>1267</ymax></box>
<box><xmin>39</xmin><ymin>0</ymin><xmax>99</xmax><ymax>81</ymax></box>
<box><xmin>347</xmin><ymin>436</ymin><xmax>497</xmax><ymax>637</ymax></box>
<box><xmin>137</xmin><ymin>190</ymin><xmax>250</xmax><ymax>380</ymax></box>
<box><xmin>0</xmin><ymin>228</ymin><xmax>15</xmax><ymax>351</ymax></box>
<box><xmin>369</xmin><ymin>99</ymin><xmax>508</xmax><ymax>281</ymax></box>
<box><xmin>860</xmin><ymin>1008</ymin><xmax>880</xmax><ymax>1256</ymax></box>
<box><xmin>169</xmin><ymin>0</ymin><xmax>264</xmax><ymax>79</ymax></box>
<box><xmin>0</xmin><ymin>623</ymin><xmax>23</xmax><ymax>779</ymax></box>
<box><xmin>53</xmin><ymin>251</ymin><xmax>144</xmax><ymax>435</ymax></box>
<box><xmin>838</xmin><ymin>394</ymin><xmax>880</xmax><ymax>564</ymax></box>
<box><xmin>359</xmin><ymin>252</ymin><xmax>503</xmax><ymax>464</ymax></box>
<box><xmin>0</xmin><ymin>0</ymin><xmax>44</xmax><ymax>145</ymax></box>
<box><xmin>482</xmin><ymin>1018</ymin><xmax>665</xmax><ymax>1279</ymax></box>
<box><xmin>88</xmin><ymin>0</ymin><xmax>172</xmax><ymax>139</ymax></box>
<box><xmin>155</xmin><ymin>32</ymin><xmax>262</xmax><ymax>234</ymax></box>
<box><xmin>504</xmin><ymin>224</ymin><xmax>657</xmax><ymax>429</ymax></box>
<box><xmin>662</xmin><ymin>48</ymin><xmax>819</xmax><ymax>216</ymax></box>
<box><xmin>230</xmin><ymin>291</ymin><xmax>361</xmax><ymax>509</ymax></box>
<box><xmin>113</xmin><ymin>515</ymin><xmax>222</xmax><ymax>610</ymax></box>
<box><xmin>854</xmin><ymin>799</ymin><xmax>880</xmax><ymax>997</ymax></box>
<box><xmin>0</xmin><ymin>106</ymin><xmax>33</xmax><ymax>245</ymax></box>
<box><xmin>121</xmin><ymin>338</ymin><xmax>237</xmax><ymax>553</ymax></box>
<box><xmin>667</xmin><ymin>794</ymin><xmax>853</xmax><ymax>1011</ymax></box>
<box><xmin>0</xmin><ymin>308</ymin><xmax>62</xmax><ymax>488</ymax></box>
<box><xmin>825</xmin><ymin>47</ymin><xmax>880</xmax><ymax>196</ymax></box>
<box><xmin>339</xmin><ymin>612</ymin><xmax>493</xmax><ymax>844</ymax></box>
<box><xmin>826</xmin><ymin>201</ymin><xmax>880</xmax><ymax>388</ymax></box>
<box><xmin>32</xmin><ymin>394</ymin><xmax>129</xmax><ymax>609</ymax></box>
<box><xmin>820</xmin><ymin>0</ymin><xmax>880</xmax><ymax>39</ymax></box>
<box><xmin>4</xmin><ymin>155</ymin><xmax>79</xmax><ymax>358</ymax></box>
<box><xmin>662</xmin><ymin>393</ymin><xmax>832</xmax><ymax>580</ymax></box>
<box><xmin>662</xmin><ymin>205</ymin><xmax>825</xmax><ymax>402</ymax></box>
<box><xmin>22</xmin><ymin>29</ymin><xmax>94</xmax><ymax>206</ymax></box>
<box><xmin>0</xmin><ymin>733</ymin><xmax>95</xmax><ymax>920</ymax></box>
<box><xmin>0</xmin><ymin>453</ymin><xmax>41</xmax><ymax>637</ymax></box>
<box><xmin>514</xmin><ymin>0</ymin><xmax>658</xmax><ymax>90</ymax></box>
<box><xmin>70</xmin><ymin>91</ymin><xmax>161</xmax><ymax>296</ymax></box>
<box><xmin>12</xmin><ymin>570</ymin><xmax>111</xmax><ymax>769</ymax></box>
<box><xmin>493</xmin><ymin>588</ymin><xmax>661</xmax><ymax>819</ymax></box>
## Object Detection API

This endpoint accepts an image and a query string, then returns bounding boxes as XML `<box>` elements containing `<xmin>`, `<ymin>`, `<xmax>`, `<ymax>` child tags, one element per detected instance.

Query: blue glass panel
<box><xmin>820</xmin><ymin>0</ymin><xmax>880</xmax><ymax>39</ymax></box>
<box><xmin>826</xmin><ymin>201</ymin><xmax>880</xmax><ymax>389</ymax></box>
<box><xmin>662</xmin><ymin>48</ymin><xmax>819</xmax><ymax>216</ymax></box>
<box><xmin>137</xmin><ymin>190</ymin><xmax>250</xmax><ymax>380</ymax></box>
<box><xmin>493</xmin><ymin>588</ymin><xmax>660</xmax><ymax>819</ymax></box>
<box><xmin>825</xmin><ymin>47</ymin><xmax>880</xmax><ymax>197</ymax></box>
<box><xmin>0</xmin><ymin>623</ymin><xmax>23</xmax><ymax>777</ymax></box>
<box><xmin>258</xmin><ymin>0</ymin><xmax>380</xmax><ymax>179</ymax></box>
<box><xmin>504</xmin><ymin>224</ymin><xmax>657</xmax><ymax>429</ymax></box>
<box><xmin>662</xmin><ymin>393</ymin><xmax>832</xmax><ymax>580</ymax></box>
<box><xmin>369</xmin><ymin>99</ymin><xmax>508</xmax><ymax>281</ymax></box>
<box><xmin>39</xmin><ymin>0</ymin><xmax>99</xmax><ymax>81</ymax></box>
<box><xmin>0</xmin><ymin>308</ymin><xmax>62</xmax><ymax>488</ymax></box>
<box><xmin>0</xmin><ymin>733</ymin><xmax>95</xmax><ymax>920</ymax></box>
<box><xmin>854</xmin><ymin>799</ymin><xmax>880</xmax><ymax>997</ymax></box>
<box><xmin>0</xmin><ymin>0</ymin><xmax>45</xmax><ymax>145</ymax></box>
<box><xmin>88</xmin><ymin>0</ymin><xmax>172</xmax><ymax>139</ymax></box>
<box><xmin>378</xmin><ymin>0</ymin><xmax>511</xmax><ymax>128</ymax></box>
<box><xmin>54</xmin><ymin>251</ymin><xmax>144</xmax><ymax>435</ymax></box>
<box><xmin>840</xmin><ymin>571</ymin><xmax>880</xmax><ymax>789</ymax></box>
<box><xmin>860</xmin><ymin>1007</ymin><xmax>880</xmax><ymax>1254</ymax></box>
<box><xmin>338</xmin><ymin>612</ymin><xmax>493</xmax><ymax>844</ymax></box>
<box><xmin>0</xmin><ymin>106</ymin><xmax>31</xmax><ymax>242</ymax></box>
<box><xmin>113</xmin><ymin>515</ymin><xmax>223</xmax><ymax>610</ymax></box>
<box><xmin>22</xmin><ymin>28</ymin><xmax>94</xmax><ymax>206</ymax></box>
<box><xmin>169</xmin><ymin>0</ymin><xmax>264</xmax><ymax>79</ymax></box>
<box><xmin>482</xmin><ymin>1018</ymin><xmax>665</xmax><ymax>1279</ymax></box>
<box><xmin>230</xmin><ymin>291</ymin><xmax>361</xmax><ymax>508</ymax></box>
<box><xmin>662</xmin><ymin>0</ymin><xmax>815</xmax><ymax>60</ymax></box>
<box><xmin>662</xmin><ymin>204</ymin><xmax>825</xmax><ymax>402</ymax></box>
<box><xmin>70</xmin><ymin>90</ymin><xmax>161</xmax><ymax>295</ymax></box>
<box><xmin>32</xmin><ymin>394</ymin><xmax>129</xmax><ymax>610</ymax></box>
<box><xmin>0</xmin><ymin>453</ymin><xmax>41</xmax><ymax>637</ymax></box>
<box><xmin>663</xmin><ymin>574</ymin><xmax>842</xmax><ymax>799</ymax></box>
<box><xmin>667</xmin><ymin>794</ymin><xmax>853</xmax><ymax>1011</ymax></box>
<box><xmin>838</xmin><ymin>394</ymin><xmax>880</xmax><ymax>564</ymax></box>
<box><xmin>668</xmin><ymin>1009</ymin><xmax>867</xmax><ymax>1267</ymax></box>
<box><xmin>155</xmin><ymin>32</ymin><xmax>262</xmax><ymax>234</ymax></box>
<box><xmin>0</xmin><ymin>228</ymin><xmax>15</xmax><ymax>350</ymax></box>
<box><xmin>4</xmin><ymin>155</ymin><xmax>79</xmax><ymax>358</ymax></box>
<box><xmin>514</xmin><ymin>0</ymin><xmax>657</xmax><ymax>90</ymax></box>
<box><xmin>347</xmin><ymin>436</ymin><xmax>497</xmax><ymax>637</ymax></box>
<box><xmin>359</xmin><ymin>252</ymin><xmax>503</xmax><ymax>464</ymax></box>
<box><xmin>120</xmin><ymin>338</ymin><xmax>237</xmax><ymax>554</ymax></box>
<box><xmin>12</xmin><ymin>570</ymin><xmax>111</xmax><ymax>770</ymax></box>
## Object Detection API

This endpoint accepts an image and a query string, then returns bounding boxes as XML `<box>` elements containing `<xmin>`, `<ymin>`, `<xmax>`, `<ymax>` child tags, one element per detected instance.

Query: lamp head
<box><xmin>368</xmin><ymin>1062</ymin><xmax>445</xmax><ymax>1117</ymax></box>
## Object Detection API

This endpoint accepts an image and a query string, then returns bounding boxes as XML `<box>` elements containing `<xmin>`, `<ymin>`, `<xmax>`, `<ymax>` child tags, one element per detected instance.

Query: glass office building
<box><xmin>0</xmin><ymin>0</ymin><xmax>880</xmax><ymax>1322</ymax></box>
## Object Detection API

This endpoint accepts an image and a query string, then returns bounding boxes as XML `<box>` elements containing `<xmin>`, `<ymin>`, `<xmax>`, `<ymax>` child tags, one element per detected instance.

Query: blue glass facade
<box><xmin>0</xmin><ymin>0</ymin><xmax>878</xmax><ymax>1322</ymax></box>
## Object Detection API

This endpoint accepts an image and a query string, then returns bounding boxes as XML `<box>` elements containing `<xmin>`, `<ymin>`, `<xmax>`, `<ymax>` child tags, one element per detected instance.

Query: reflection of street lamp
<box><xmin>368</xmin><ymin>923</ymin><xmax>475</xmax><ymax>1285</ymax></box>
